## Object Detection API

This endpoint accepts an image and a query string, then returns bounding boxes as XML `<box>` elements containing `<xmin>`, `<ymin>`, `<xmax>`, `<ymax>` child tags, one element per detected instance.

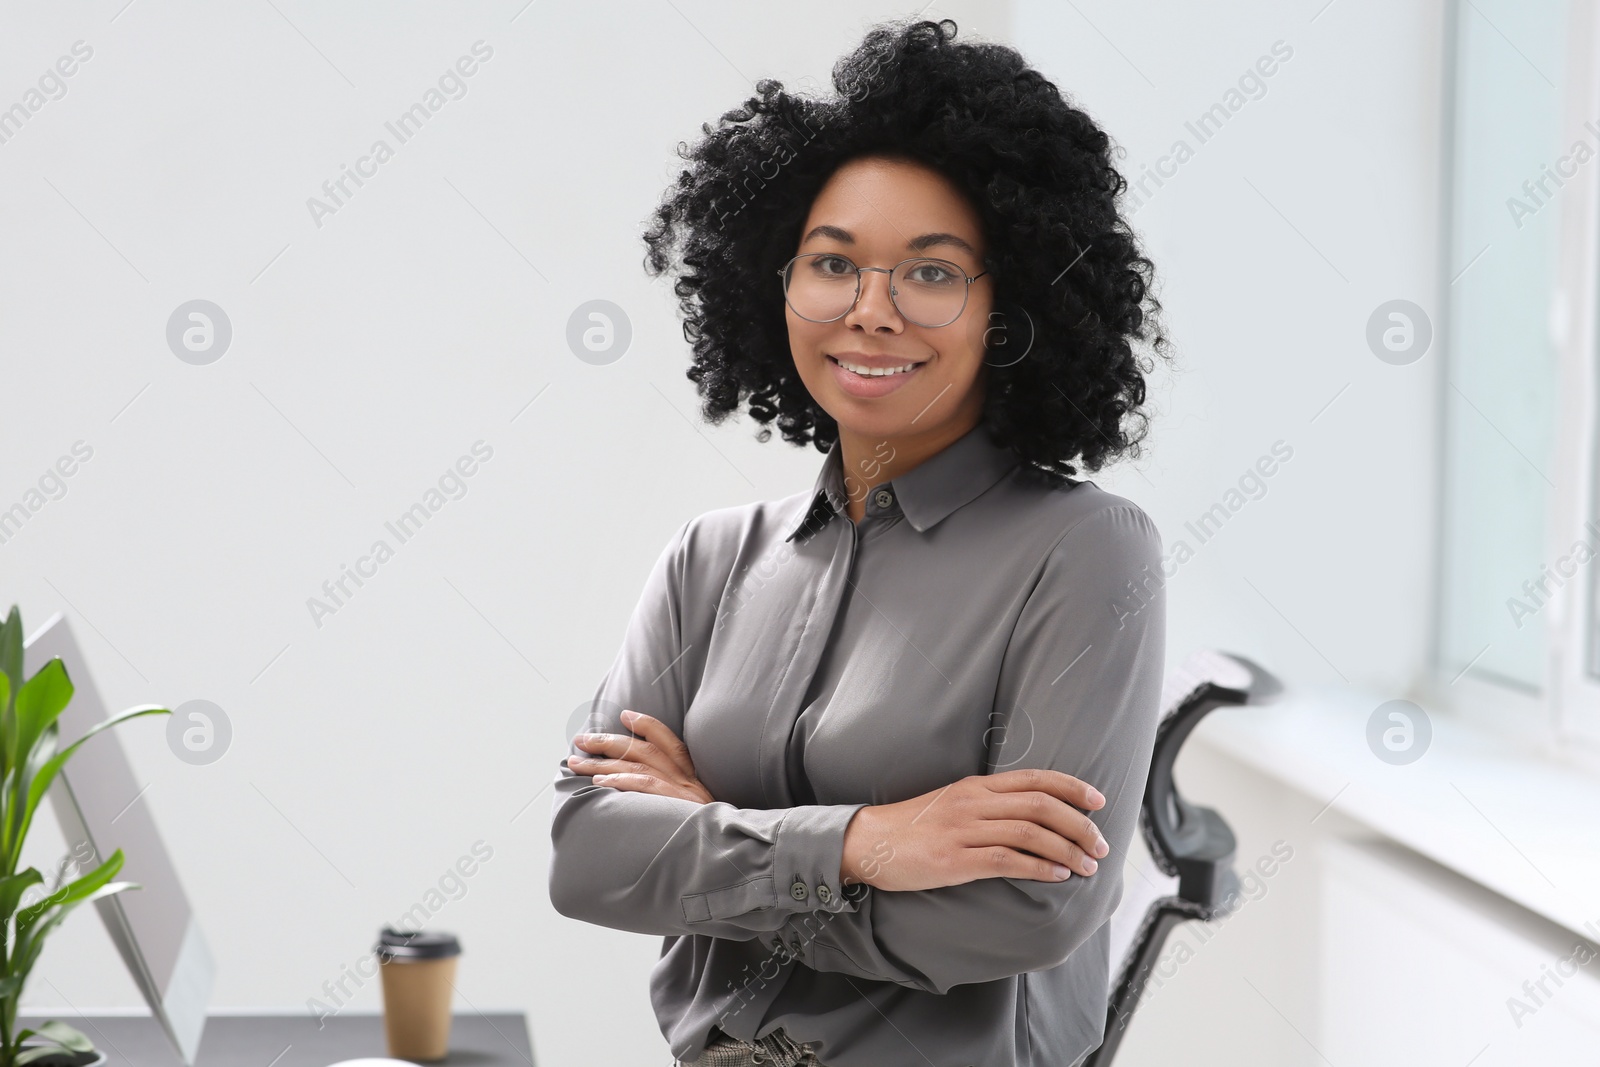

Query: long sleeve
<box><xmin>547</xmin><ymin>517</ymin><xmax>871</xmax><ymax>941</ymax></box>
<box><xmin>774</xmin><ymin>504</ymin><xmax>1166</xmax><ymax>995</ymax></box>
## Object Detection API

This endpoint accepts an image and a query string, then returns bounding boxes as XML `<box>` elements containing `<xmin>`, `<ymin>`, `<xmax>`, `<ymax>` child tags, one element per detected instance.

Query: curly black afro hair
<box><xmin>641</xmin><ymin>17</ymin><xmax>1172</xmax><ymax>487</ymax></box>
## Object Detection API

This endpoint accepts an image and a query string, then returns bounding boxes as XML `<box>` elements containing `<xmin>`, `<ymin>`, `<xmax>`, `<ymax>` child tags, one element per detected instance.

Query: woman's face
<box><xmin>785</xmin><ymin>155</ymin><xmax>993</xmax><ymax>445</ymax></box>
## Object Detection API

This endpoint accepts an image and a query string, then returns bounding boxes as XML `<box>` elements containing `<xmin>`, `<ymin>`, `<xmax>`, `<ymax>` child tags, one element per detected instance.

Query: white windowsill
<box><xmin>1190</xmin><ymin>685</ymin><xmax>1600</xmax><ymax>943</ymax></box>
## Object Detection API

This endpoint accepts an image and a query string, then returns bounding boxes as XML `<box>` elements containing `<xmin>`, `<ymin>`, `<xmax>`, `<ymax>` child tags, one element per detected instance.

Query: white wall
<box><xmin>0</xmin><ymin>0</ymin><xmax>1471</xmax><ymax>1064</ymax></box>
<box><xmin>1319</xmin><ymin>837</ymin><xmax>1600</xmax><ymax>1062</ymax></box>
<box><xmin>1013</xmin><ymin>0</ymin><xmax>1446</xmax><ymax>703</ymax></box>
<box><xmin>0</xmin><ymin>3</ymin><xmax>1017</xmax><ymax>1067</ymax></box>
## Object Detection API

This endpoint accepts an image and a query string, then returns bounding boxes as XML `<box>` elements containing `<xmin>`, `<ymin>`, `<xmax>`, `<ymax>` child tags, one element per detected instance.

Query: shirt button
<box><xmin>873</xmin><ymin>488</ymin><xmax>894</xmax><ymax>509</ymax></box>
<box><xmin>817</xmin><ymin>884</ymin><xmax>832</xmax><ymax>904</ymax></box>
<box><xmin>790</xmin><ymin>879</ymin><xmax>809</xmax><ymax>901</ymax></box>
<box><xmin>771</xmin><ymin>935</ymin><xmax>786</xmax><ymax>954</ymax></box>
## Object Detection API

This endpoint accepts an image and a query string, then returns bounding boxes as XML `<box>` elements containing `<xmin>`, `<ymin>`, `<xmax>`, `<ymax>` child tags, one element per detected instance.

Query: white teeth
<box><xmin>832</xmin><ymin>357</ymin><xmax>921</xmax><ymax>377</ymax></box>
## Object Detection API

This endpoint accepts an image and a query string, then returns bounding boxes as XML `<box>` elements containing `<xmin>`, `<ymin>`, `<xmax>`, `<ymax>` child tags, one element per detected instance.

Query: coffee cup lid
<box><xmin>374</xmin><ymin>925</ymin><xmax>461</xmax><ymax>960</ymax></box>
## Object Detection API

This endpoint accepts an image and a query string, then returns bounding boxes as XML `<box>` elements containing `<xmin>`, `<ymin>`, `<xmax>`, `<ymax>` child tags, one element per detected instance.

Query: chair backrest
<box><xmin>1091</xmin><ymin>650</ymin><xmax>1283</xmax><ymax>1067</ymax></box>
<box><xmin>1142</xmin><ymin>650</ymin><xmax>1282</xmax><ymax>908</ymax></box>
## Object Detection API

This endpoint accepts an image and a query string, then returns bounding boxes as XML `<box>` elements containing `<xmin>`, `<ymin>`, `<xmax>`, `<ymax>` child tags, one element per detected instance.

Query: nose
<box><xmin>843</xmin><ymin>268</ymin><xmax>904</xmax><ymax>333</ymax></box>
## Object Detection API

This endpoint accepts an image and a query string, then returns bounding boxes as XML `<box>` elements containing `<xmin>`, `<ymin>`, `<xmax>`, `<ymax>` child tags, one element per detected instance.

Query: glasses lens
<box><xmin>784</xmin><ymin>254</ymin><xmax>858</xmax><ymax>321</ymax></box>
<box><xmin>891</xmin><ymin>258</ymin><xmax>968</xmax><ymax>327</ymax></box>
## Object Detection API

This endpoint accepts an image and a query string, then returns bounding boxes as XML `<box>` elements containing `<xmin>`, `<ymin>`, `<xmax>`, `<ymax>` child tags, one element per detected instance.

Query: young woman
<box><xmin>549</xmin><ymin>18</ymin><xmax>1172</xmax><ymax>1067</ymax></box>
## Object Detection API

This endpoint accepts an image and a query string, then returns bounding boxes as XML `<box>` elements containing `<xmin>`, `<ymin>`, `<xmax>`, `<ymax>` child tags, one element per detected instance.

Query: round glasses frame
<box><xmin>777</xmin><ymin>253</ymin><xmax>990</xmax><ymax>328</ymax></box>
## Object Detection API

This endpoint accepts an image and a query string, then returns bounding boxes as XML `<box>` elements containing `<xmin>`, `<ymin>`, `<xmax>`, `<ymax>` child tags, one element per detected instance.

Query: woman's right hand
<box><xmin>839</xmin><ymin>769</ymin><xmax>1111</xmax><ymax>892</ymax></box>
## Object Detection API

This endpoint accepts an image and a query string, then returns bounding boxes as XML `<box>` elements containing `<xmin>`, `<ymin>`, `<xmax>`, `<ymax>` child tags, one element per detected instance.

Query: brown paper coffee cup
<box><xmin>374</xmin><ymin>926</ymin><xmax>462</xmax><ymax>1060</ymax></box>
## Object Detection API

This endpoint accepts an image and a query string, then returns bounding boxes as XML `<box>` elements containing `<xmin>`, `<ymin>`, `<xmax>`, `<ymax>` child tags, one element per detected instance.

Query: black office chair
<box><xmin>1083</xmin><ymin>650</ymin><xmax>1284</xmax><ymax>1066</ymax></box>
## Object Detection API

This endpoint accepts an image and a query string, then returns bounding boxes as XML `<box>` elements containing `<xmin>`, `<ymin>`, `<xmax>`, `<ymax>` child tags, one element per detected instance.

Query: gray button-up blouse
<box><xmin>548</xmin><ymin>421</ymin><xmax>1167</xmax><ymax>1067</ymax></box>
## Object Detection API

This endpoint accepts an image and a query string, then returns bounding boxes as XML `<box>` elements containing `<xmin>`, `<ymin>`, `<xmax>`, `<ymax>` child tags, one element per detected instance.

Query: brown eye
<box><xmin>904</xmin><ymin>259</ymin><xmax>958</xmax><ymax>286</ymax></box>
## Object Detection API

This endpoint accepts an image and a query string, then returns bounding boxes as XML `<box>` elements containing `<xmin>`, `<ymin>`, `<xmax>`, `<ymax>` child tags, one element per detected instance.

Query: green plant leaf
<box><xmin>0</xmin><ymin>867</ymin><xmax>44</xmax><ymax>923</ymax></box>
<box><xmin>17</xmin><ymin>850</ymin><xmax>123</xmax><ymax>933</ymax></box>
<box><xmin>14</xmin><ymin>705</ymin><xmax>169</xmax><ymax>865</ymax></box>
<box><xmin>28</xmin><ymin>1020</ymin><xmax>94</xmax><ymax>1052</ymax></box>
<box><xmin>0</xmin><ymin>605</ymin><xmax>22</xmax><ymax>715</ymax></box>
<box><xmin>16</xmin><ymin>1030</ymin><xmax>96</xmax><ymax>1067</ymax></box>
<box><xmin>7</xmin><ymin>721</ymin><xmax>56</xmax><ymax>871</ymax></box>
<box><xmin>6</xmin><ymin>725</ymin><xmax>58</xmax><ymax>876</ymax></box>
<box><xmin>14</xmin><ymin>1019</ymin><xmax>96</xmax><ymax>1060</ymax></box>
<box><xmin>7</xmin><ymin>659</ymin><xmax>73</xmax><ymax>865</ymax></box>
<box><xmin>12</xmin><ymin>878</ymin><xmax>141</xmax><ymax>986</ymax></box>
<box><xmin>13</xmin><ymin>660</ymin><xmax>72</xmax><ymax>785</ymax></box>
<box><xmin>0</xmin><ymin>604</ymin><xmax>18</xmax><ymax>787</ymax></box>
<box><xmin>0</xmin><ymin>670</ymin><xmax>11</xmax><ymax>787</ymax></box>
<box><xmin>15</xmin><ymin>1044</ymin><xmax>69</xmax><ymax>1066</ymax></box>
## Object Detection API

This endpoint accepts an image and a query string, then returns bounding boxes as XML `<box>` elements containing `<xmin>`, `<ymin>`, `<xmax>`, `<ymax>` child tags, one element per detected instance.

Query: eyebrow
<box><xmin>798</xmin><ymin>224</ymin><xmax>979</xmax><ymax>259</ymax></box>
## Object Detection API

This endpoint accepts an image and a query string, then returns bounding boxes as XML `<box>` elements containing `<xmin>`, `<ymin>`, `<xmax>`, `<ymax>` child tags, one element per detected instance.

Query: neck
<box><xmin>836</xmin><ymin>410</ymin><xmax>983</xmax><ymax>524</ymax></box>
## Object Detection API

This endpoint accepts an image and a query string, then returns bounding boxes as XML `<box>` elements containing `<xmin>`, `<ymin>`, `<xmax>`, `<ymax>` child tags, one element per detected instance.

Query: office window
<box><xmin>1438</xmin><ymin>0</ymin><xmax>1600</xmax><ymax>750</ymax></box>
<box><xmin>1436</xmin><ymin>0</ymin><xmax>1567</xmax><ymax>693</ymax></box>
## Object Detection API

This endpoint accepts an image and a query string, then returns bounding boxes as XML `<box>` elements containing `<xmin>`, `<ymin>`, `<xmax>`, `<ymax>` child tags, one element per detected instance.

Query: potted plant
<box><xmin>0</xmin><ymin>606</ymin><xmax>171</xmax><ymax>1067</ymax></box>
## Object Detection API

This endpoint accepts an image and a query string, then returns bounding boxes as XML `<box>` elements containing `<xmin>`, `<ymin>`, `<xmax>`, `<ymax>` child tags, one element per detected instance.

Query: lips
<box><xmin>826</xmin><ymin>354</ymin><xmax>927</xmax><ymax>376</ymax></box>
<box><xmin>825</xmin><ymin>353</ymin><xmax>927</xmax><ymax>398</ymax></box>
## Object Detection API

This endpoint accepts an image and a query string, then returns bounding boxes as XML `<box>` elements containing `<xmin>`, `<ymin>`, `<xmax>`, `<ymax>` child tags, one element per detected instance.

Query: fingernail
<box><xmin>1095</xmin><ymin>838</ymin><xmax>1109</xmax><ymax>858</ymax></box>
<box><xmin>1088</xmin><ymin>788</ymin><xmax>1105</xmax><ymax>805</ymax></box>
<box><xmin>1082</xmin><ymin>858</ymin><xmax>1097</xmax><ymax>874</ymax></box>
<box><xmin>621</xmin><ymin>710</ymin><xmax>637</xmax><ymax>722</ymax></box>
<box><xmin>1052</xmin><ymin>864</ymin><xmax>1072</xmax><ymax>880</ymax></box>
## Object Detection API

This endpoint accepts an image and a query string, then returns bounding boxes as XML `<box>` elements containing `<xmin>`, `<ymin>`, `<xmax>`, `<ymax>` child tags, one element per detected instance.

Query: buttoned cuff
<box><xmin>773</xmin><ymin>802</ymin><xmax>869</xmax><ymax>914</ymax></box>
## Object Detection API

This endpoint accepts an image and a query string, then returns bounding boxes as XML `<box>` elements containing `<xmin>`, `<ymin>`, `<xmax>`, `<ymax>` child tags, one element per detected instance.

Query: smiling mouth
<box><xmin>826</xmin><ymin>355</ymin><xmax>928</xmax><ymax>377</ymax></box>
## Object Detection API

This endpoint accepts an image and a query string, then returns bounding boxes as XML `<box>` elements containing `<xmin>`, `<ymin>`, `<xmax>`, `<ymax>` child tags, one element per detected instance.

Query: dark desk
<box><xmin>16</xmin><ymin>1013</ymin><xmax>536</xmax><ymax>1067</ymax></box>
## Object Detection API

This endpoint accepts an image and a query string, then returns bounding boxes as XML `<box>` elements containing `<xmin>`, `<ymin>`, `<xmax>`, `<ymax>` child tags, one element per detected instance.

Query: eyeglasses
<box><xmin>778</xmin><ymin>253</ymin><xmax>989</xmax><ymax>328</ymax></box>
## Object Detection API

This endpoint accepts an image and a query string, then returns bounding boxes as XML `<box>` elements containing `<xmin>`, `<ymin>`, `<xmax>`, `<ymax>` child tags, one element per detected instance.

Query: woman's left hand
<box><xmin>567</xmin><ymin>709</ymin><xmax>714</xmax><ymax>804</ymax></box>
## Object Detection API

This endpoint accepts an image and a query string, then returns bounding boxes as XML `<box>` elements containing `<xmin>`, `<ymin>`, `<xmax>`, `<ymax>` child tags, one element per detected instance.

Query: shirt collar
<box><xmin>783</xmin><ymin>423</ymin><xmax>1022</xmax><ymax>542</ymax></box>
